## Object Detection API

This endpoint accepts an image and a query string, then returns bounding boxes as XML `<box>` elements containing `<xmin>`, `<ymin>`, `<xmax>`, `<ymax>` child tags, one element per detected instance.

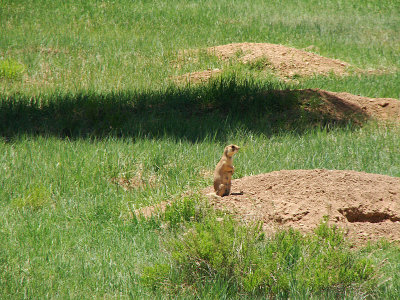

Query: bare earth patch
<box><xmin>296</xmin><ymin>89</ymin><xmax>400</xmax><ymax>123</ymax></box>
<box><xmin>208</xmin><ymin>43</ymin><xmax>352</xmax><ymax>78</ymax></box>
<box><xmin>175</xmin><ymin>43</ymin><xmax>355</xmax><ymax>82</ymax></box>
<box><xmin>203</xmin><ymin>169</ymin><xmax>400</xmax><ymax>245</ymax></box>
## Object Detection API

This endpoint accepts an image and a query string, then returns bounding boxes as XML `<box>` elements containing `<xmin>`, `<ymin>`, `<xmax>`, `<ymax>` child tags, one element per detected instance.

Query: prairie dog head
<box><xmin>224</xmin><ymin>144</ymin><xmax>240</xmax><ymax>158</ymax></box>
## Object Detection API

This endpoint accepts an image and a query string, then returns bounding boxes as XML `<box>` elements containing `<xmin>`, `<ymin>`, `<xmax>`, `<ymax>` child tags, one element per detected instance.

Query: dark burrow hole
<box><xmin>339</xmin><ymin>207</ymin><xmax>400</xmax><ymax>223</ymax></box>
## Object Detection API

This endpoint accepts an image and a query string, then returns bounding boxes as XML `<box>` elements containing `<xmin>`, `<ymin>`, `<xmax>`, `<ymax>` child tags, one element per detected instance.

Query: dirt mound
<box><xmin>203</xmin><ymin>169</ymin><xmax>400</xmax><ymax>245</ymax></box>
<box><xmin>175</xmin><ymin>43</ymin><xmax>355</xmax><ymax>83</ymax></box>
<box><xmin>173</xmin><ymin>43</ymin><xmax>399</xmax><ymax>123</ymax></box>
<box><xmin>296</xmin><ymin>89</ymin><xmax>400</xmax><ymax>123</ymax></box>
<box><xmin>208</xmin><ymin>43</ymin><xmax>352</xmax><ymax>78</ymax></box>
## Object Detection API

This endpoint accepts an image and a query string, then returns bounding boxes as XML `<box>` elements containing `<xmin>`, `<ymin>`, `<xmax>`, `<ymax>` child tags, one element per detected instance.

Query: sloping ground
<box><xmin>203</xmin><ymin>169</ymin><xmax>400</xmax><ymax>245</ymax></box>
<box><xmin>175</xmin><ymin>42</ymin><xmax>354</xmax><ymax>83</ymax></box>
<box><xmin>174</xmin><ymin>43</ymin><xmax>399</xmax><ymax>123</ymax></box>
<box><xmin>208</xmin><ymin>43</ymin><xmax>352</xmax><ymax>77</ymax></box>
<box><xmin>143</xmin><ymin>43</ymin><xmax>400</xmax><ymax>245</ymax></box>
<box><xmin>296</xmin><ymin>89</ymin><xmax>400</xmax><ymax>123</ymax></box>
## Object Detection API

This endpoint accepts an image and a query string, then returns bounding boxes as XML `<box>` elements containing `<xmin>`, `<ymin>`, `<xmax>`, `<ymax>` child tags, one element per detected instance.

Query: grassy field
<box><xmin>1</xmin><ymin>0</ymin><xmax>400</xmax><ymax>298</ymax></box>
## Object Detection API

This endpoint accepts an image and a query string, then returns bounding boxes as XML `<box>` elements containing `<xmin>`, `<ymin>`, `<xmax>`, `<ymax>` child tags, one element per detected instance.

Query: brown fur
<box><xmin>213</xmin><ymin>144</ymin><xmax>240</xmax><ymax>196</ymax></box>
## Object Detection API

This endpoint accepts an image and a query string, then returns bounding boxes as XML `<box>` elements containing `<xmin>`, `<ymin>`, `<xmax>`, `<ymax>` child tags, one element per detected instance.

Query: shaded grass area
<box><xmin>1</xmin><ymin>76</ymin><xmax>372</xmax><ymax>142</ymax></box>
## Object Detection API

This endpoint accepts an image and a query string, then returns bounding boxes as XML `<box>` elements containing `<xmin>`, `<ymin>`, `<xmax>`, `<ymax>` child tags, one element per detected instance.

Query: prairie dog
<box><xmin>213</xmin><ymin>144</ymin><xmax>240</xmax><ymax>196</ymax></box>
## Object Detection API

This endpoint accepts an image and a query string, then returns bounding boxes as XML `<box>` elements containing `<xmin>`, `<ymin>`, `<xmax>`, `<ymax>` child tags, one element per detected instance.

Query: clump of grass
<box><xmin>234</xmin><ymin>49</ymin><xmax>245</xmax><ymax>59</ymax></box>
<box><xmin>142</xmin><ymin>211</ymin><xmax>376</xmax><ymax>298</ymax></box>
<box><xmin>11</xmin><ymin>184</ymin><xmax>52</xmax><ymax>210</ymax></box>
<box><xmin>162</xmin><ymin>194</ymin><xmax>207</xmax><ymax>229</ymax></box>
<box><xmin>0</xmin><ymin>58</ymin><xmax>25</xmax><ymax>80</ymax></box>
<box><xmin>247</xmin><ymin>57</ymin><xmax>271</xmax><ymax>71</ymax></box>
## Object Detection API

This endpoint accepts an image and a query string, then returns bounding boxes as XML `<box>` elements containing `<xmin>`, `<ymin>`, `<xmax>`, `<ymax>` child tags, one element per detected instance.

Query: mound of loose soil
<box><xmin>208</xmin><ymin>43</ymin><xmax>352</xmax><ymax>78</ymax></box>
<box><xmin>296</xmin><ymin>89</ymin><xmax>400</xmax><ymax>123</ymax></box>
<box><xmin>175</xmin><ymin>43</ymin><xmax>355</xmax><ymax>83</ymax></box>
<box><xmin>203</xmin><ymin>169</ymin><xmax>400</xmax><ymax>245</ymax></box>
<box><xmin>174</xmin><ymin>43</ymin><xmax>400</xmax><ymax>123</ymax></box>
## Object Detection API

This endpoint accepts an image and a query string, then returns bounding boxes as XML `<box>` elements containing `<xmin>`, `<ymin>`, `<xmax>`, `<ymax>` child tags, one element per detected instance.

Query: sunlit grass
<box><xmin>1</xmin><ymin>0</ymin><xmax>399</xmax><ymax>298</ymax></box>
<box><xmin>1</xmin><ymin>0</ymin><xmax>400</xmax><ymax>94</ymax></box>
<box><xmin>2</xmin><ymin>122</ymin><xmax>398</xmax><ymax>207</ymax></box>
<box><xmin>298</xmin><ymin>72</ymin><xmax>400</xmax><ymax>99</ymax></box>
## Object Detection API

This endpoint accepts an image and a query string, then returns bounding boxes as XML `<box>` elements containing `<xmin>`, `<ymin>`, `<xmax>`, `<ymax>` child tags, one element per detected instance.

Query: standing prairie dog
<box><xmin>214</xmin><ymin>144</ymin><xmax>240</xmax><ymax>196</ymax></box>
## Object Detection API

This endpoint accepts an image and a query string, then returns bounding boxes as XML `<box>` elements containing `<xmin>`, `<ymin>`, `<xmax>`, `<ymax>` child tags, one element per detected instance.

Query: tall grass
<box><xmin>1</xmin><ymin>0</ymin><xmax>399</xmax><ymax>95</ymax></box>
<box><xmin>142</xmin><ymin>213</ymin><xmax>376</xmax><ymax>298</ymax></box>
<box><xmin>1</xmin><ymin>0</ymin><xmax>399</xmax><ymax>298</ymax></box>
<box><xmin>1</xmin><ymin>119</ymin><xmax>399</xmax><ymax>297</ymax></box>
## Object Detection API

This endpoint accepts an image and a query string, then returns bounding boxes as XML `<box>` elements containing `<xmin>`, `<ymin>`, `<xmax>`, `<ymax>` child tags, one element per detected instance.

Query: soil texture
<box><xmin>208</xmin><ymin>42</ymin><xmax>352</xmax><ymax>78</ymax></box>
<box><xmin>203</xmin><ymin>169</ymin><xmax>400</xmax><ymax>245</ymax></box>
<box><xmin>175</xmin><ymin>42</ymin><xmax>356</xmax><ymax>83</ymax></box>
<box><xmin>296</xmin><ymin>89</ymin><xmax>400</xmax><ymax>123</ymax></box>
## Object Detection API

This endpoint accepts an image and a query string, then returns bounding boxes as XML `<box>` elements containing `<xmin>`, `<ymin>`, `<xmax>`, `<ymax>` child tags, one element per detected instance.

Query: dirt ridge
<box><xmin>297</xmin><ymin>89</ymin><xmax>400</xmax><ymax>123</ymax></box>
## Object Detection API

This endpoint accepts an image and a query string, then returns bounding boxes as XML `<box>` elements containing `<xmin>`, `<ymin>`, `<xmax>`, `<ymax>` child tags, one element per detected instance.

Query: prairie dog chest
<box><xmin>214</xmin><ymin>144</ymin><xmax>240</xmax><ymax>180</ymax></box>
<box><xmin>215</xmin><ymin>158</ymin><xmax>234</xmax><ymax>179</ymax></box>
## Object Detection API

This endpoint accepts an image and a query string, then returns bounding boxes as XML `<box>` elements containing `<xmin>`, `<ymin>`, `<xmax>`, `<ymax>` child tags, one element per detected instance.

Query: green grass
<box><xmin>299</xmin><ymin>72</ymin><xmax>400</xmax><ymax>99</ymax></box>
<box><xmin>0</xmin><ymin>58</ymin><xmax>25</xmax><ymax>80</ymax></box>
<box><xmin>1</xmin><ymin>123</ymin><xmax>399</xmax><ymax>298</ymax></box>
<box><xmin>1</xmin><ymin>120</ymin><xmax>399</xmax><ymax>211</ymax></box>
<box><xmin>1</xmin><ymin>0</ymin><xmax>400</xmax><ymax>94</ymax></box>
<box><xmin>143</xmin><ymin>214</ymin><xmax>376</xmax><ymax>298</ymax></box>
<box><xmin>1</xmin><ymin>0</ymin><xmax>400</xmax><ymax>298</ymax></box>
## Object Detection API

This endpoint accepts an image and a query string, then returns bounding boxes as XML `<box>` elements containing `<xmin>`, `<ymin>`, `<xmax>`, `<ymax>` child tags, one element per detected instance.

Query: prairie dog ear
<box><xmin>230</xmin><ymin>144</ymin><xmax>240</xmax><ymax>151</ymax></box>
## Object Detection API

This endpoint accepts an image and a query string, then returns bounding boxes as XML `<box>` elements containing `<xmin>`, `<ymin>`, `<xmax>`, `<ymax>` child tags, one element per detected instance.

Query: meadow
<box><xmin>1</xmin><ymin>0</ymin><xmax>400</xmax><ymax>298</ymax></box>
